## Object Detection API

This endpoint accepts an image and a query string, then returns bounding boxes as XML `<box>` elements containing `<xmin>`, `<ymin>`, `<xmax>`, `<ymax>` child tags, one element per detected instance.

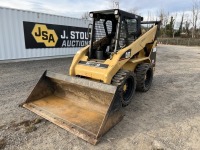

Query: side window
<box><xmin>126</xmin><ymin>19</ymin><xmax>137</xmax><ymax>45</ymax></box>
<box><xmin>126</xmin><ymin>19</ymin><xmax>137</xmax><ymax>34</ymax></box>
<box><xmin>118</xmin><ymin>19</ymin><xmax>128</xmax><ymax>48</ymax></box>
<box><xmin>118</xmin><ymin>18</ymin><xmax>138</xmax><ymax>49</ymax></box>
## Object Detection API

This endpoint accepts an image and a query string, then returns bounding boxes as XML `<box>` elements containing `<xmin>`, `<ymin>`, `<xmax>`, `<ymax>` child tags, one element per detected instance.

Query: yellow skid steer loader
<box><xmin>22</xmin><ymin>9</ymin><xmax>160</xmax><ymax>145</ymax></box>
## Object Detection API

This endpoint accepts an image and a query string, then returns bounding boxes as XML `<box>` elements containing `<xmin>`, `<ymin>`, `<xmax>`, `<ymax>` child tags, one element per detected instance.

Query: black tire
<box><xmin>112</xmin><ymin>70</ymin><xmax>136</xmax><ymax>107</ymax></box>
<box><xmin>135</xmin><ymin>63</ymin><xmax>153</xmax><ymax>92</ymax></box>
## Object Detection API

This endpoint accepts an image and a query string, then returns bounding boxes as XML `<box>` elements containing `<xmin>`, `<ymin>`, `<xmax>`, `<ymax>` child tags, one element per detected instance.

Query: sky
<box><xmin>0</xmin><ymin>0</ymin><xmax>194</xmax><ymax>20</ymax></box>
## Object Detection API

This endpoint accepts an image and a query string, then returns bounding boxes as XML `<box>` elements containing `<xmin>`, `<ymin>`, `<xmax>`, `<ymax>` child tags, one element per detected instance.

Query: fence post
<box><xmin>188</xmin><ymin>38</ymin><xmax>190</xmax><ymax>46</ymax></box>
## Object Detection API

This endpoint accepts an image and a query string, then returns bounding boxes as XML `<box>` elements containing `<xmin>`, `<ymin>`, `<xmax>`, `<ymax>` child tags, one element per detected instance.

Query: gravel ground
<box><xmin>0</xmin><ymin>45</ymin><xmax>200</xmax><ymax>150</ymax></box>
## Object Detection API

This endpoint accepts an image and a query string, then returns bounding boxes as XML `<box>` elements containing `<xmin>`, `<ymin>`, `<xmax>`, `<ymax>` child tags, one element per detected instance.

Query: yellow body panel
<box><xmin>69</xmin><ymin>25</ymin><xmax>158</xmax><ymax>84</ymax></box>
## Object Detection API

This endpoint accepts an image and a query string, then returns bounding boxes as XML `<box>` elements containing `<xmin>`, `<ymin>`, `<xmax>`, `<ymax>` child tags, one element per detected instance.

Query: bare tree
<box><xmin>157</xmin><ymin>9</ymin><xmax>170</xmax><ymax>37</ymax></box>
<box><xmin>191</xmin><ymin>0</ymin><xmax>200</xmax><ymax>38</ymax></box>
<box><xmin>185</xmin><ymin>21</ymin><xmax>190</xmax><ymax>36</ymax></box>
<box><xmin>172</xmin><ymin>13</ymin><xmax>177</xmax><ymax>38</ymax></box>
<box><xmin>179</xmin><ymin>12</ymin><xmax>185</xmax><ymax>32</ymax></box>
<box><xmin>181</xmin><ymin>13</ymin><xmax>191</xmax><ymax>36</ymax></box>
<box><xmin>81</xmin><ymin>12</ymin><xmax>90</xmax><ymax>20</ymax></box>
<box><xmin>147</xmin><ymin>11</ymin><xmax>155</xmax><ymax>21</ymax></box>
<box><xmin>107</xmin><ymin>0</ymin><xmax>120</xmax><ymax>9</ymax></box>
<box><xmin>128</xmin><ymin>7</ymin><xmax>139</xmax><ymax>14</ymax></box>
<box><xmin>157</xmin><ymin>9</ymin><xmax>169</xmax><ymax>27</ymax></box>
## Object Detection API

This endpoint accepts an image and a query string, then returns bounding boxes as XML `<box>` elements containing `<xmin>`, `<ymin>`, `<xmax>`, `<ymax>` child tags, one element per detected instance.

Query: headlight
<box><xmin>114</xmin><ymin>10</ymin><xmax>118</xmax><ymax>15</ymax></box>
<box><xmin>89</xmin><ymin>12</ymin><xmax>93</xmax><ymax>18</ymax></box>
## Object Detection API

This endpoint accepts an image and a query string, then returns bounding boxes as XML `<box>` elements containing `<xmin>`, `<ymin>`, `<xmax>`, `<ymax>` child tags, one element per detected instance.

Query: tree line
<box><xmin>81</xmin><ymin>0</ymin><xmax>200</xmax><ymax>39</ymax></box>
<box><xmin>152</xmin><ymin>1</ymin><xmax>200</xmax><ymax>38</ymax></box>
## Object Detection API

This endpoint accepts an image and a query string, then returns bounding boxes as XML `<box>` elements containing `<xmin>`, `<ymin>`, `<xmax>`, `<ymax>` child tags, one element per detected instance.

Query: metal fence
<box><xmin>158</xmin><ymin>38</ymin><xmax>200</xmax><ymax>46</ymax></box>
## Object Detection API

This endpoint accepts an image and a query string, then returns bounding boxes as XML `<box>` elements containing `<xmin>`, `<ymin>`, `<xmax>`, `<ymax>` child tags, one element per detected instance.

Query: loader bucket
<box><xmin>22</xmin><ymin>71</ymin><xmax>124</xmax><ymax>145</ymax></box>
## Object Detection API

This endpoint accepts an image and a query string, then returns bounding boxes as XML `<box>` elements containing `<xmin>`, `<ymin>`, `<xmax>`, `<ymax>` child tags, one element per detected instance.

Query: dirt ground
<box><xmin>0</xmin><ymin>45</ymin><xmax>200</xmax><ymax>150</ymax></box>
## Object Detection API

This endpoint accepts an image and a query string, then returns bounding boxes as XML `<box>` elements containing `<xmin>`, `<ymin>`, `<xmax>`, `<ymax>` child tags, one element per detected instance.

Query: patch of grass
<box><xmin>9</xmin><ymin>118</ymin><xmax>45</xmax><ymax>134</ymax></box>
<box><xmin>25</xmin><ymin>125</ymin><xmax>37</xmax><ymax>134</ymax></box>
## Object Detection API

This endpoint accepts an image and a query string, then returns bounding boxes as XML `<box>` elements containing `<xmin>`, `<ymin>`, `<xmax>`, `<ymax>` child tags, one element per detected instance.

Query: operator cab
<box><xmin>88</xmin><ymin>9</ymin><xmax>143</xmax><ymax>60</ymax></box>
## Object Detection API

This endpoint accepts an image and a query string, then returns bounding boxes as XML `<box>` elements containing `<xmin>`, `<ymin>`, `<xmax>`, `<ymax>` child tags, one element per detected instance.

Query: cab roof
<box><xmin>89</xmin><ymin>9</ymin><xmax>143</xmax><ymax>20</ymax></box>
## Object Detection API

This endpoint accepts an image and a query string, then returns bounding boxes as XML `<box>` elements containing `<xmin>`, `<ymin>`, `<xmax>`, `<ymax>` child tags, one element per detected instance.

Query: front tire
<box><xmin>135</xmin><ymin>63</ymin><xmax>153</xmax><ymax>92</ymax></box>
<box><xmin>112</xmin><ymin>70</ymin><xmax>136</xmax><ymax>107</ymax></box>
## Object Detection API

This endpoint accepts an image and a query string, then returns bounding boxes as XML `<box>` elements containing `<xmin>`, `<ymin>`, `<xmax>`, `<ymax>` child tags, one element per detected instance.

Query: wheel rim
<box><xmin>123</xmin><ymin>76</ymin><xmax>135</xmax><ymax>102</ymax></box>
<box><xmin>145</xmin><ymin>68</ymin><xmax>153</xmax><ymax>88</ymax></box>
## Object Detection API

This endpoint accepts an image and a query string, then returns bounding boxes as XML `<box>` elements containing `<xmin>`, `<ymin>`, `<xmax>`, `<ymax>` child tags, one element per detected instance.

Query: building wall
<box><xmin>0</xmin><ymin>7</ymin><xmax>90</xmax><ymax>61</ymax></box>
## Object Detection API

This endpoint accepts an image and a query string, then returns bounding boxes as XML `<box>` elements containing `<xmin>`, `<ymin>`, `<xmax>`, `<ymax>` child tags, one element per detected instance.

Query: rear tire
<box><xmin>135</xmin><ymin>63</ymin><xmax>153</xmax><ymax>92</ymax></box>
<box><xmin>112</xmin><ymin>70</ymin><xmax>136</xmax><ymax>107</ymax></box>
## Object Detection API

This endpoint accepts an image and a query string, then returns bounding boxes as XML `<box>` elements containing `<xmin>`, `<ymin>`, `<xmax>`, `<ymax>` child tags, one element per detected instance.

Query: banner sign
<box><xmin>23</xmin><ymin>21</ymin><xmax>89</xmax><ymax>49</ymax></box>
